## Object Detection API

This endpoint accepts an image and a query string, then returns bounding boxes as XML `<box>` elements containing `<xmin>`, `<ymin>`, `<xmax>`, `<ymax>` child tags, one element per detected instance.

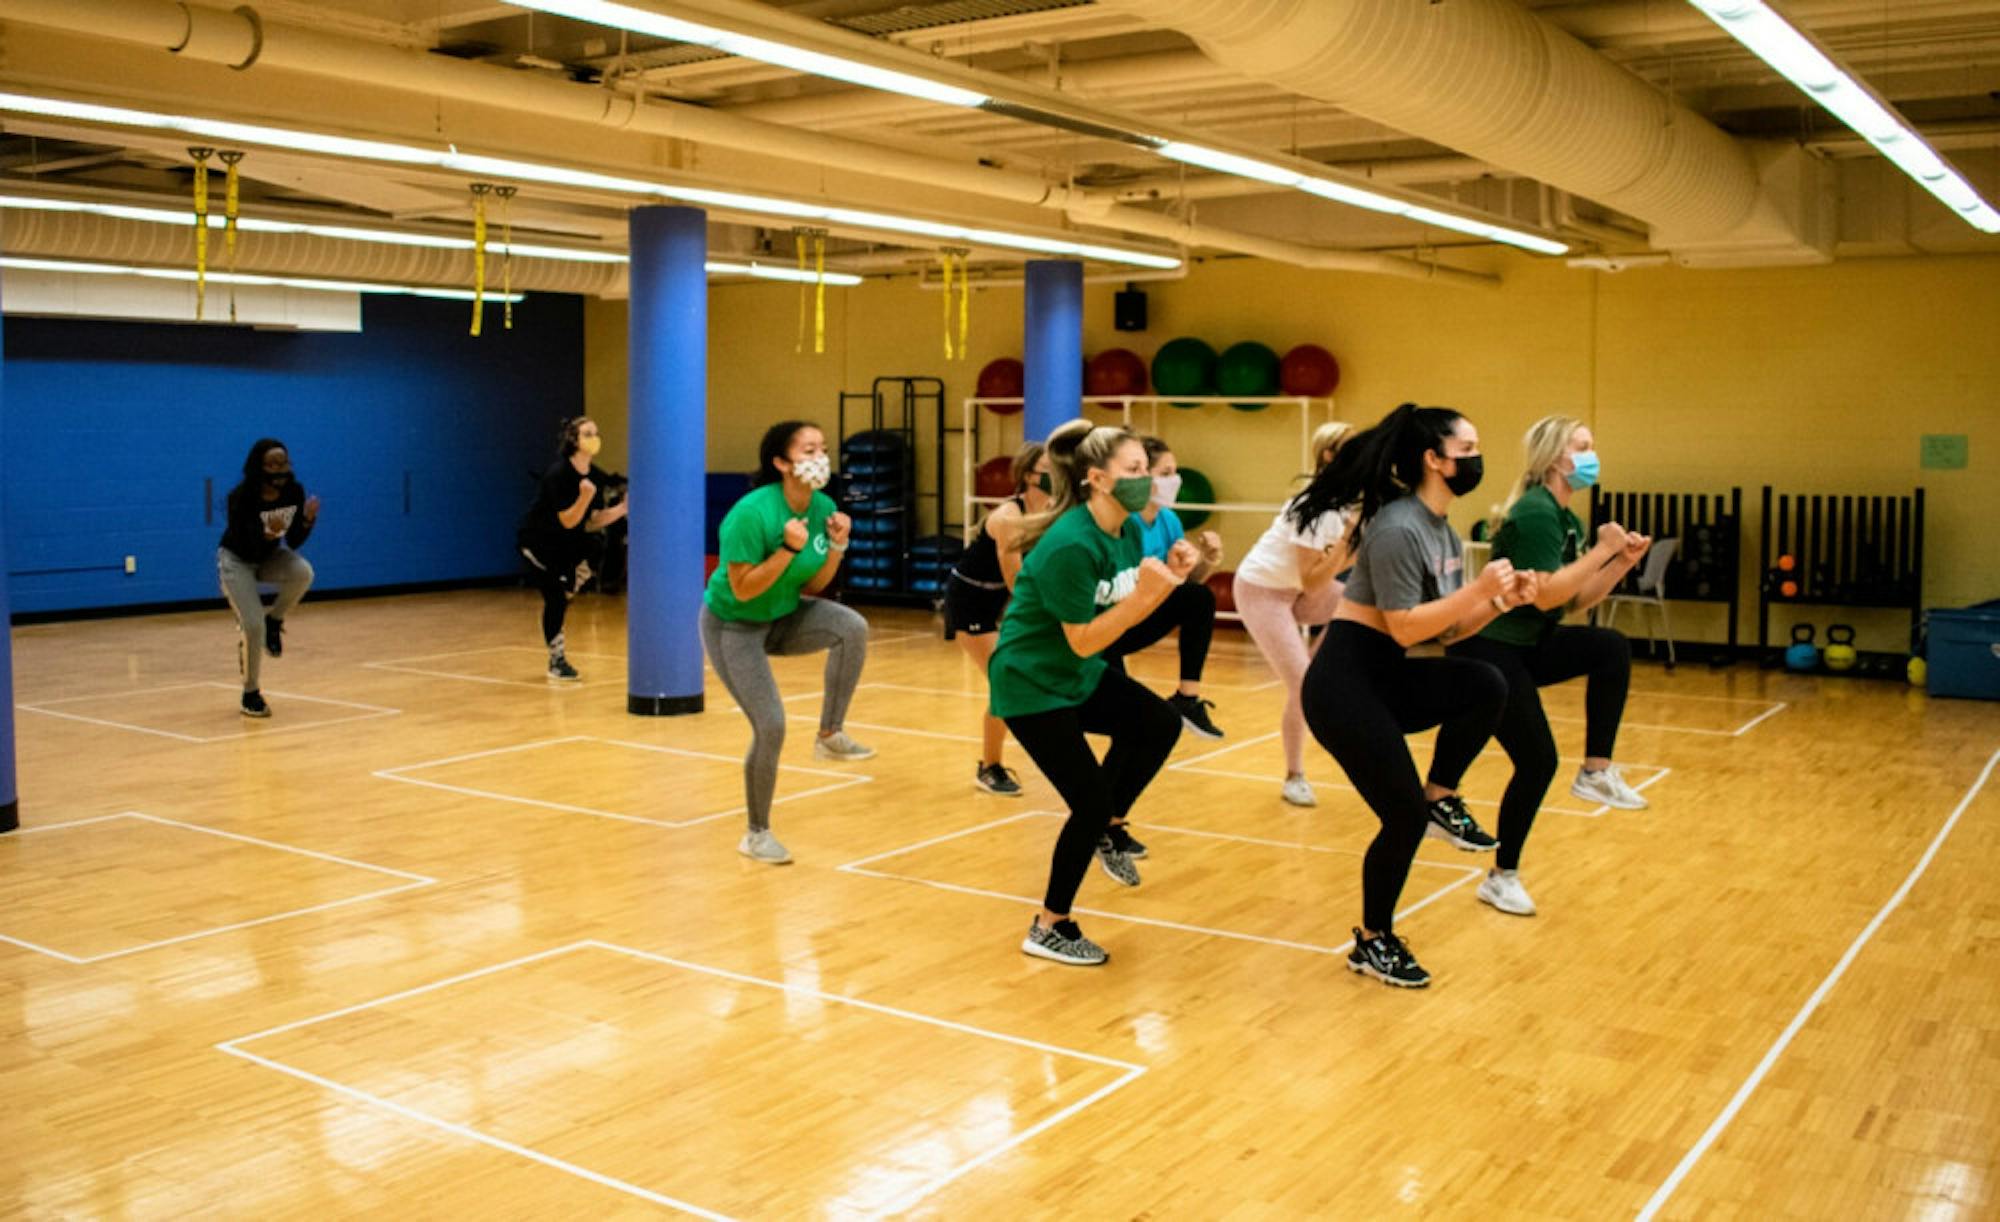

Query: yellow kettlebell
<box><xmin>1824</xmin><ymin>624</ymin><xmax>1858</xmax><ymax>673</ymax></box>
<box><xmin>1908</xmin><ymin>656</ymin><xmax>1927</xmax><ymax>686</ymax></box>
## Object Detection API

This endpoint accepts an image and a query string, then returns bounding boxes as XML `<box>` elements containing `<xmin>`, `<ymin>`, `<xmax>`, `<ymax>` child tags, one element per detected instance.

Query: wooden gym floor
<box><xmin>3</xmin><ymin>588</ymin><xmax>1997</xmax><ymax>1219</ymax></box>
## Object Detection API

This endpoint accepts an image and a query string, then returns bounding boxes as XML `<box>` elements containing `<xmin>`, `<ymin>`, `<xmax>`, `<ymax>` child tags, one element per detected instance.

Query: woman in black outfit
<box><xmin>1299</xmin><ymin>403</ymin><xmax>1540</xmax><ymax>988</ymax></box>
<box><xmin>217</xmin><ymin>439</ymin><xmax>319</xmax><ymax>717</ymax></box>
<box><xmin>946</xmin><ymin>441</ymin><xmax>1051</xmax><ymax>797</ymax></box>
<box><xmin>517</xmin><ymin>417</ymin><xmax>628</xmax><ymax>682</ymax></box>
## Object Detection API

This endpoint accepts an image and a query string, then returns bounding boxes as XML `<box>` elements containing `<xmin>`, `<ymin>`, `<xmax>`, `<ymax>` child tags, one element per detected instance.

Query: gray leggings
<box><xmin>217</xmin><ymin>546</ymin><xmax>314</xmax><ymax>692</ymax></box>
<box><xmin>701</xmin><ymin>599</ymin><xmax>867</xmax><ymax>831</ymax></box>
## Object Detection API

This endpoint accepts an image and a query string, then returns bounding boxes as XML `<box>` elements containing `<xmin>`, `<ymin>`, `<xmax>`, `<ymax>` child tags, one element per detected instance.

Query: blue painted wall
<box><xmin>2</xmin><ymin>294</ymin><xmax>584</xmax><ymax>615</ymax></box>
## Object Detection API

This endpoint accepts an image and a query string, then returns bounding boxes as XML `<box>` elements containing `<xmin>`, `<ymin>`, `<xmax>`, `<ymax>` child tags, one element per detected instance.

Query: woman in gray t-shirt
<box><xmin>1295</xmin><ymin>403</ymin><xmax>1540</xmax><ymax>988</ymax></box>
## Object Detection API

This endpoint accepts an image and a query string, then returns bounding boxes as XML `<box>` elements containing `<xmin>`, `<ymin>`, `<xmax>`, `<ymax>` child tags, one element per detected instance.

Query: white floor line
<box><xmin>1623</xmin><ymin>688</ymin><xmax>1787</xmax><ymax>706</ymax></box>
<box><xmin>20</xmin><ymin>682</ymin><xmax>400</xmax><ymax>743</ymax></box>
<box><xmin>375</xmin><ymin>736</ymin><xmax>592</xmax><ymax>775</ymax></box>
<box><xmin>792</xmin><ymin>715</ymin><xmax>984</xmax><ymax>745</ymax></box>
<box><xmin>1729</xmin><ymin>702</ymin><xmax>1790</xmax><ymax>737</ymax></box>
<box><xmin>1636</xmin><ymin>746</ymin><xmax>2000</xmax><ymax>1221</ymax></box>
<box><xmin>1167</xmin><ymin>765</ymin><xmax>1608</xmax><ymax>819</ymax></box>
<box><xmin>360</xmin><ymin>662</ymin><xmax>622</xmax><ymax>689</ymax></box>
<box><xmin>1169</xmin><ymin>730</ymin><xmax>1282</xmax><ymax>769</ymax></box>
<box><xmin>218</xmin><ymin>940</ymin><xmax>1138</xmax><ymax>1222</ymax></box>
<box><xmin>835</xmin><ymin>812</ymin><xmax>1049</xmax><ymax>873</ymax></box>
<box><xmin>372</xmin><ymin>770</ymin><xmax>872</xmax><ymax>829</ymax></box>
<box><xmin>1</xmin><ymin>812</ymin><xmax>438</xmax><ymax>964</ymax></box>
<box><xmin>1545</xmin><ymin>714</ymin><xmax>1734</xmax><ymax>737</ymax></box>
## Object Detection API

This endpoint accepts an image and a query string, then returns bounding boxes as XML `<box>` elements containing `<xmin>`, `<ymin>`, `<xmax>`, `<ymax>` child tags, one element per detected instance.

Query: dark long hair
<box><xmin>557</xmin><ymin>416</ymin><xmax>593</xmax><ymax>458</ymax></box>
<box><xmin>1285</xmin><ymin>402</ymin><xmax>1464</xmax><ymax>549</ymax></box>
<box><xmin>752</xmin><ymin>420</ymin><xmax>818</xmax><ymax>487</ymax></box>
<box><xmin>236</xmin><ymin>438</ymin><xmax>289</xmax><ymax>494</ymax></box>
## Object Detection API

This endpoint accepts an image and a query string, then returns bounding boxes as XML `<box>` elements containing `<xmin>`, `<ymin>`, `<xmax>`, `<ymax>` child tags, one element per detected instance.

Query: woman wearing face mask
<box><xmin>702</xmin><ymin>420</ymin><xmax>871</xmax><ymax>866</ymax></box>
<box><xmin>1231</xmin><ymin>422</ymin><xmax>1356</xmax><ymax>807</ymax></box>
<box><xmin>992</xmin><ymin>420</ymin><xmax>1195</xmax><ymax>966</ymax></box>
<box><xmin>945</xmin><ymin>441</ymin><xmax>1051</xmax><ymax>797</ymax></box>
<box><xmin>1300</xmin><ymin>403</ymin><xmax>1538</xmax><ymax>988</ymax></box>
<box><xmin>517</xmin><ymin>417</ymin><xmax>628</xmax><ymax>682</ymax></box>
<box><xmin>217</xmin><ymin>438</ymin><xmax>319</xmax><ymax>717</ymax></box>
<box><xmin>1097</xmin><ymin>436</ymin><xmax>1226</xmax><ymax>741</ymax></box>
<box><xmin>1424</xmin><ymin>416</ymin><xmax>1653</xmax><ymax>918</ymax></box>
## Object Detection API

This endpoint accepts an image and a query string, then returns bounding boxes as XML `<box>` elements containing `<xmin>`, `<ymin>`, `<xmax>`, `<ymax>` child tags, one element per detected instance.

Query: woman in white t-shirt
<box><xmin>1232</xmin><ymin>423</ymin><xmax>1355</xmax><ymax>807</ymax></box>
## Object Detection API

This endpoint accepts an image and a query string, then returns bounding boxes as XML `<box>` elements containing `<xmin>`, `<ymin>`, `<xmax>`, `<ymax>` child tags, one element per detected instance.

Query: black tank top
<box><xmin>954</xmin><ymin>496</ymin><xmax>1024</xmax><ymax>587</ymax></box>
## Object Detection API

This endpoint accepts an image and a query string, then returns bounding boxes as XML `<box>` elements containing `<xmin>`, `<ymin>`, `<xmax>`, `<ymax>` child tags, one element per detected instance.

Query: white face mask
<box><xmin>1152</xmin><ymin>473</ymin><xmax>1183</xmax><ymax>506</ymax></box>
<box><xmin>792</xmin><ymin>453</ymin><xmax>832</xmax><ymax>490</ymax></box>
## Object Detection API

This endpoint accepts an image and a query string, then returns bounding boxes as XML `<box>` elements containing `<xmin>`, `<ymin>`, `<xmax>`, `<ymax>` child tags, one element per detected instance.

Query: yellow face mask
<box><xmin>577</xmin><ymin>434</ymin><xmax>603</xmax><ymax>457</ymax></box>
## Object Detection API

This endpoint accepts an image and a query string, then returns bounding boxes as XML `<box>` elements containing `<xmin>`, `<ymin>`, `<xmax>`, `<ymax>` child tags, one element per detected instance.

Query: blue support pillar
<box><xmin>626</xmin><ymin>205</ymin><xmax>707</xmax><ymax>716</ymax></box>
<box><xmin>0</xmin><ymin>269</ymin><xmax>15</xmax><ymax>832</ymax></box>
<box><xmin>1023</xmin><ymin>259</ymin><xmax>1084</xmax><ymax>442</ymax></box>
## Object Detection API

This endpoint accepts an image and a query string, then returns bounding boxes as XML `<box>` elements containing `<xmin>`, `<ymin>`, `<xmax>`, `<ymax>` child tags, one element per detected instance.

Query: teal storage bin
<box><xmin>1927</xmin><ymin>602</ymin><xmax>2000</xmax><ymax>700</ymax></box>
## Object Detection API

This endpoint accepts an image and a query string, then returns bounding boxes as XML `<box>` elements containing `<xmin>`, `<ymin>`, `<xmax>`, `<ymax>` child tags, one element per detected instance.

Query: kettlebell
<box><xmin>1785</xmin><ymin>624</ymin><xmax>1820</xmax><ymax>672</ymax></box>
<box><xmin>1908</xmin><ymin>656</ymin><xmax>1928</xmax><ymax>687</ymax></box>
<box><xmin>1824</xmin><ymin>624</ymin><xmax>1858</xmax><ymax>672</ymax></box>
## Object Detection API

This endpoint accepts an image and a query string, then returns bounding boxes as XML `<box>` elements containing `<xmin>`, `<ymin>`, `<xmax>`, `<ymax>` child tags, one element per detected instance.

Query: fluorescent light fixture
<box><xmin>510</xmin><ymin>1</ymin><xmax>988</xmax><ymax>109</ymax></box>
<box><xmin>0</xmin><ymin>91</ymin><xmax>1180</xmax><ymax>269</ymax></box>
<box><xmin>706</xmin><ymin>260</ymin><xmax>861</xmax><ymax>286</ymax></box>
<box><xmin>1689</xmin><ymin>0</ymin><xmax>2000</xmax><ymax>233</ymax></box>
<box><xmin>0</xmin><ymin>193</ymin><xmax>628</xmax><ymax>262</ymax></box>
<box><xmin>1292</xmin><ymin>178</ymin><xmax>1570</xmax><ymax>255</ymax></box>
<box><xmin>1153</xmin><ymin>142</ymin><xmax>1303</xmax><ymax>188</ymax></box>
<box><xmin>0</xmin><ymin>255</ymin><xmax>525</xmax><ymax>301</ymax></box>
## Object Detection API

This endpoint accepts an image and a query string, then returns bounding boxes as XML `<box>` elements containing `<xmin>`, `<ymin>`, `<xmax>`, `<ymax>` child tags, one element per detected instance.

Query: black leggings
<box><xmin>1103</xmin><ymin>579</ymin><xmax>1215</xmax><ymax>685</ymax></box>
<box><xmin>1301</xmin><ymin>621</ymin><xmax>1507</xmax><ymax>933</ymax></box>
<box><xmin>1436</xmin><ymin>626</ymin><xmax>1632</xmax><ymax>870</ymax></box>
<box><xmin>1004</xmin><ymin>667</ymin><xmax>1183</xmax><ymax>915</ymax></box>
<box><xmin>522</xmin><ymin>545</ymin><xmax>582</xmax><ymax>647</ymax></box>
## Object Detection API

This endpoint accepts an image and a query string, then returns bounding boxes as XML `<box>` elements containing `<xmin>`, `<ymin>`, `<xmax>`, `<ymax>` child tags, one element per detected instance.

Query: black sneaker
<box><xmin>1425</xmin><ymin>795</ymin><xmax>1498</xmax><ymax>852</ymax></box>
<box><xmin>264</xmin><ymin>616</ymin><xmax>285</xmax><ymax>658</ymax></box>
<box><xmin>975</xmin><ymin>762</ymin><xmax>1024</xmax><ymax>797</ymax></box>
<box><xmin>548</xmin><ymin>655</ymin><xmax>581</xmax><ymax>683</ymax></box>
<box><xmin>1021</xmin><ymin>918</ymin><xmax>1108</xmax><ymax>966</ymax></box>
<box><xmin>1094</xmin><ymin>834</ymin><xmax>1141</xmax><ymax>886</ymax></box>
<box><xmin>1105</xmin><ymin>823</ymin><xmax>1148</xmax><ymax>859</ymax></box>
<box><xmin>1168</xmin><ymin>693</ymin><xmax>1225</xmax><ymax>740</ymax></box>
<box><xmin>241</xmin><ymin>689</ymin><xmax>271</xmax><ymax>718</ymax></box>
<box><xmin>1347</xmin><ymin>927</ymin><xmax>1431</xmax><ymax>988</ymax></box>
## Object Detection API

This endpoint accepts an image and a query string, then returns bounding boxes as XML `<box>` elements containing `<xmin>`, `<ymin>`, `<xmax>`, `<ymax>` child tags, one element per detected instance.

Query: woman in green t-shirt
<box><xmin>701</xmin><ymin>420</ymin><xmax>873</xmax><ymax>866</ymax></box>
<box><xmin>992</xmin><ymin>419</ymin><xmax>1197</xmax><ymax>967</ymax></box>
<box><xmin>1431</xmin><ymin>415</ymin><xmax>1654</xmax><ymax>917</ymax></box>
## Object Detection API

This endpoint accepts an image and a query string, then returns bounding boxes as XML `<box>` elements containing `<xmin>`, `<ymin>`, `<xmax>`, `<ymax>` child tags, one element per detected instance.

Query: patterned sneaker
<box><xmin>1021</xmin><ymin>917</ymin><xmax>1107</xmax><ymax>966</ymax></box>
<box><xmin>263</xmin><ymin>616</ymin><xmax>285</xmax><ymax>658</ymax></box>
<box><xmin>814</xmin><ymin>731</ymin><xmax>876</xmax><ymax>761</ymax></box>
<box><xmin>1094</xmin><ymin>833</ymin><xmax>1142</xmax><ymax>886</ymax></box>
<box><xmin>1168</xmin><ymin>693</ymin><xmax>1225</xmax><ymax>740</ymax></box>
<box><xmin>1347</xmin><ymin>927</ymin><xmax>1431</xmax><ymax>988</ymax></box>
<box><xmin>1476</xmin><ymin>868</ymin><xmax>1537</xmax><ymax>916</ymax></box>
<box><xmin>240</xmin><ymin>689</ymin><xmax>271</xmax><ymax>718</ymax></box>
<box><xmin>1105</xmin><ymin>824</ymin><xmax>1147</xmax><ymax>860</ymax></box>
<box><xmin>737</xmin><ymin>829</ymin><xmax>792</xmax><ymax>864</ymax></box>
<box><xmin>1425</xmin><ymin>795</ymin><xmax>1498</xmax><ymax>852</ymax></box>
<box><xmin>547</xmin><ymin>655</ymin><xmax>581</xmax><ymax>683</ymax></box>
<box><xmin>1572</xmin><ymin>765</ymin><xmax>1649</xmax><ymax>810</ymax></box>
<box><xmin>1281</xmin><ymin>775</ymin><xmax>1317</xmax><ymax>807</ymax></box>
<box><xmin>975</xmin><ymin>762</ymin><xmax>1024</xmax><ymax>797</ymax></box>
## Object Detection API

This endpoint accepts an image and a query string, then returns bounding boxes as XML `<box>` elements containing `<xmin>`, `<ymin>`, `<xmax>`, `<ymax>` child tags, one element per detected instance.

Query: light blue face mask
<box><xmin>1565</xmin><ymin>449</ymin><xmax>1601</xmax><ymax>490</ymax></box>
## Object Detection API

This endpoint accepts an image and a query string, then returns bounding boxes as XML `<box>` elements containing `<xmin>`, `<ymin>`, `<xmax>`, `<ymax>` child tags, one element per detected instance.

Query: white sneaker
<box><xmin>813</xmin><ymin>731</ymin><xmax>876</xmax><ymax>761</ymax></box>
<box><xmin>1281</xmin><ymin>775</ymin><xmax>1317</xmax><ymax>807</ymax></box>
<box><xmin>1477</xmin><ymin>868</ymin><xmax>1536</xmax><ymax>916</ymax></box>
<box><xmin>1571</xmin><ymin>765</ymin><xmax>1648</xmax><ymax>810</ymax></box>
<box><xmin>737</xmin><ymin>829</ymin><xmax>792</xmax><ymax>864</ymax></box>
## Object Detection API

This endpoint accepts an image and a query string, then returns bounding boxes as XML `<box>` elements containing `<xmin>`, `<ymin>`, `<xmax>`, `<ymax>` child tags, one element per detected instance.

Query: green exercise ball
<box><xmin>1216</xmin><ymin>341</ymin><xmax>1279</xmax><ymax>409</ymax></box>
<box><xmin>1175</xmin><ymin>466</ymin><xmax>1215</xmax><ymax>530</ymax></box>
<box><xmin>1152</xmin><ymin>338</ymin><xmax>1216</xmax><ymax>406</ymax></box>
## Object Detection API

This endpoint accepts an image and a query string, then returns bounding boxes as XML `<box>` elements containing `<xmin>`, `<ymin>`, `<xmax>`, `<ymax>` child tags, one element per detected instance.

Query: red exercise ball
<box><xmin>1206</xmin><ymin>569</ymin><xmax>1238</xmax><ymax>616</ymax></box>
<box><xmin>1085</xmin><ymin>347</ymin><xmax>1149</xmax><ymax>397</ymax></box>
<box><xmin>977</xmin><ymin>357</ymin><xmax>1025</xmax><ymax>412</ymax></box>
<box><xmin>975</xmin><ymin>456</ymin><xmax>1016</xmax><ymax>499</ymax></box>
<box><xmin>1280</xmin><ymin>344</ymin><xmax>1341</xmax><ymax>397</ymax></box>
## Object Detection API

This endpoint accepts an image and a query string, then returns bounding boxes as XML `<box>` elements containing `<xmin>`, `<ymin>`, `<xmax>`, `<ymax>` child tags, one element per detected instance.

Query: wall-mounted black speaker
<box><xmin>1114</xmin><ymin>286</ymin><xmax>1147</xmax><ymax>332</ymax></box>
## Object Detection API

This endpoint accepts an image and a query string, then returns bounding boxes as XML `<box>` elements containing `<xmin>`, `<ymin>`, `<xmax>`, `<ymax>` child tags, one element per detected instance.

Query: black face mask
<box><xmin>263</xmin><ymin>470</ymin><xmax>292</xmax><ymax>487</ymax></box>
<box><xmin>1442</xmin><ymin>453</ymin><xmax>1483</xmax><ymax>497</ymax></box>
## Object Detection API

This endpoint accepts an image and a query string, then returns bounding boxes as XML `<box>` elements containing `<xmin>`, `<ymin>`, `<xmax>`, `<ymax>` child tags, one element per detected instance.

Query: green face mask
<box><xmin>1109</xmin><ymin>475</ymin><xmax>1154</xmax><ymax>512</ymax></box>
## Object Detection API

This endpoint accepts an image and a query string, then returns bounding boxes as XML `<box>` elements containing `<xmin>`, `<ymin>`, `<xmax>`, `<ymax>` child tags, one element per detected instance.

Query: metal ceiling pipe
<box><xmin>0</xmin><ymin>0</ymin><xmax>1501</xmax><ymax>285</ymax></box>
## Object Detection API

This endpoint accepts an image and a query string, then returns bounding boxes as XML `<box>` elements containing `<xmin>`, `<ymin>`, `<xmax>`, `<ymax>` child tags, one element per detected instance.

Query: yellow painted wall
<box><xmin>583</xmin><ymin>252</ymin><xmax>2000</xmax><ymax>652</ymax></box>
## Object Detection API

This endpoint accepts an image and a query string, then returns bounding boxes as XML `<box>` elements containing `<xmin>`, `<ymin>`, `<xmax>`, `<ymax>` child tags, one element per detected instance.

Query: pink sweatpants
<box><xmin>1232</xmin><ymin>574</ymin><xmax>1345</xmax><ymax>776</ymax></box>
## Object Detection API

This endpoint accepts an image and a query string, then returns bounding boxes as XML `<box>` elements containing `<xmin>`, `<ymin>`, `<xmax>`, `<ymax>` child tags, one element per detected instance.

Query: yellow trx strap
<box><xmin>188</xmin><ymin>147</ymin><xmax>214</xmax><ymax>321</ymax></box>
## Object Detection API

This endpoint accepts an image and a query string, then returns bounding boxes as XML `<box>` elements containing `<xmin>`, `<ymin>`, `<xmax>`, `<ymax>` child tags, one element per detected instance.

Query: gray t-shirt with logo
<box><xmin>1343</xmin><ymin>495</ymin><xmax>1464</xmax><ymax>612</ymax></box>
